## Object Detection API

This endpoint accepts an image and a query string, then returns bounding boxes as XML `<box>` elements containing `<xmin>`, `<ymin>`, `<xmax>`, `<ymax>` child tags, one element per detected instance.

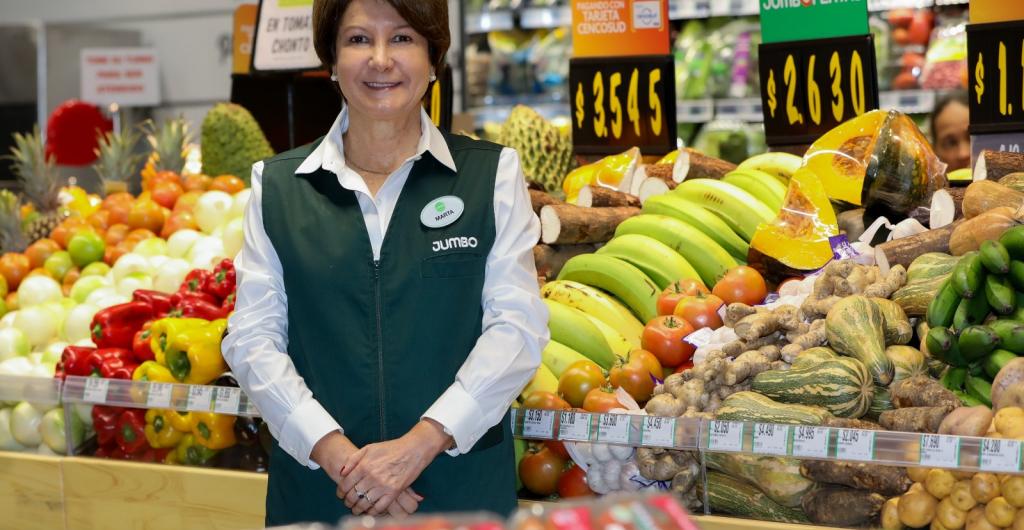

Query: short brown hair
<box><xmin>312</xmin><ymin>0</ymin><xmax>450</xmax><ymax>72</ymax></box>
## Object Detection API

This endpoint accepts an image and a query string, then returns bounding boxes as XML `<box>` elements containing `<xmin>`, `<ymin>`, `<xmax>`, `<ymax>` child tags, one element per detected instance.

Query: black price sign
<box><xmin>968</xmin><ymin>20</ymin><xmax>1024</xmax><ymax>134</ymax></box>
<box><xmin>569</xmin><ymin>55</ymin><xmax>676</xmax><ymax>155</ymax></box>
<box><xmin>759</xmin><ymin>34</ymin><xmax>879</xmax><ymax>146</ymax></box>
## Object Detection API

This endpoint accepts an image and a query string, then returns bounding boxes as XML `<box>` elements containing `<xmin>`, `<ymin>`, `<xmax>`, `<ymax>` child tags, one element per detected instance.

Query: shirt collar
<box><xmin>294</xmin><ymin>105</ymin><xmax>456</xmax><ymax>175</ymax></box>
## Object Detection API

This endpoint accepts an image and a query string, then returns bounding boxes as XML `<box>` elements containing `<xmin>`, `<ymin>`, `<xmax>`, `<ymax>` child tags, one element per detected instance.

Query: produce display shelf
<box><xmin>879</xmin><ymin>89</ymin><xmax>938</xmax><ymax>114</ymax></box>
<box><xmin>61</xmin><ymin>375</ymin><xmax>261</xmax><ymax>417</ymax></box>
<box><xmin>0</xmin><ymin>451</ymin><xmax>64</xmax><ymax>530</ymax></box>
<box><xmin>712</xmin><ymin>98</ymin><xmax>764</xmax><ymax>123</ymax></box>
<box><xmin>520</xmin><ymin>6</ymin><xmax>572</xmax><ymax>30</ymax></box>
<box><xmin>470</xmin><ymin>97</ymin><xmax>570</xmax><ymax>128</ymax></box>
<box><xmin>677</xmin><ymin>99</ymin><xmax>715</xmax><ymax>124</ymax></box>
<box><xmin>465</xmin><ymin>10</ymin><xmax>516</xmax><ymax>34</ymax></box>
<box><xmin>511</xmin><ymin>408</ymin><xmax>1024</xmax><ymax>476</ymax></box>
<box><xmin>0</xmin><ymin>374</ymin><xmax>62</xmax><ymax>406</ymax></box>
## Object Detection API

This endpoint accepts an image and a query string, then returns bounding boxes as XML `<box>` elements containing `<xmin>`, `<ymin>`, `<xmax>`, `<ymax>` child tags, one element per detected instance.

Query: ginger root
<box><xmin>863</xmin><ymin>265</ymin><xmax>908</xmax><ymax>299</ymax></box>
<box><xmin>733</xmin><ymin>305</ymin><xmax>801</xmax><ymax>340</ymax></box>
<box><xmin>780</xmin><ymin>319</ymin><xmax>828</xmax><ymax>362</ymax></box>
<box><xmin>800</xmin><ymin>261</ymin><xmax>905</xmax><ymax>320</ymax></box>
<box><xmin>724</xmin><ymin>303</ymin><xmax>762</xmax><ymax>327</ymax></box>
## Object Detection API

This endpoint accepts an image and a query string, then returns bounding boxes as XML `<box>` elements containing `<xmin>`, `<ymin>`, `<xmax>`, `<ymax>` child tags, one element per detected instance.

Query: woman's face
<box><xmin>335</xmin><ymin>0</ymin><xmax>431</xmax><ymax>121</ymax></box>
<box><xmin>934</xmin><ymin>101</ymin><xmax>971</xmax><ymax>171</ymax></box>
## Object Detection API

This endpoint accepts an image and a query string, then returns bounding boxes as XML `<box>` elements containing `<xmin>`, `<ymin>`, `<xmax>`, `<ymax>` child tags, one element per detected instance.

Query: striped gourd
<box><xmin>752</xmin><ymin>357</ymin><xmax>873</xmax><ymax>418</ymax></box>
<box><xmin>884</xmin><ymin>345</ymin><xmax>929</xmax><ymax>382</ymax></box>
<box><xmin>791</xmin><ymin>346</ymin><xmax>838</xmax><ymax>369</ymax></box>
<box><xmin>893</xmin><ymin>253</ymin><xmax>961</xmax><ymax>317</ymax></box>
<box><xmin>825</xmin><ymin>295</ymin><xmax>894</xmax><ymax>386</ymax></box>
<box><xmin>906</xmin><ymin>252</ymin><xmax>960</xmax><ymax>284</ymax></box>
<box><xmin>867</xmin><ymin>385</ymin><xmax>894</xmax><ymax>420</ymax></box>
<box><xmin>698</xmin><ymin>471</ymin><xmax>810</xmax><ymax>524</ymax></box>
<box><xmin>714</xmin><ymin>391</ymin><xmax>832</xmax><ymax>425</ymax></box>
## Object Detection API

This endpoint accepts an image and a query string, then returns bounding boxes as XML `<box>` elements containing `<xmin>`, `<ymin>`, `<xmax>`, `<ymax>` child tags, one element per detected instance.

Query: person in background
<box><xmin>930</xmin><ymin>90</ymin><xmax>971</xmax><ymax>172</ymax></box>
<box><xmin>222</xmin><ymin>0</ymin><xmax>548</xmax><ymax>525</ymax></box>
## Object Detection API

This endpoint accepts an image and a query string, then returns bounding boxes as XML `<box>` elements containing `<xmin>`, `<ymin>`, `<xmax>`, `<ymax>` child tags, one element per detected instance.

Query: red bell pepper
<box><xmin>221</xmin><ymin>292</ymin><xmax>236</xmax><ymax>314</ymax></box>
<box><xmin>203</xmin><ymin>259</ymin><xmax>236</xmax><ymax>301</ymax></box>
<box><xmin>180</xmin><ymin>269</ymin><xmax>212</xmax><ymax>295</ymax></box>
<box><xmin>132</xmin><ymin>323</ymin><xmax>155</xmax><ymax>363</ymax></box>
<box><xmin>132</xmin><ymin>290</ymin><xmax>173</xmax><ymax>318</ymax></box>
<box><xmin>116</xmin><ymin>408</ymin><xmax>148</xmax><ymax>454</ymax></box>
<box><xmin>99</xmin><ymin>356</ymin><xmax>140</xmax><ymax>380</ymax></box>
<box><xmin>134</xmin><ymin>446</ymin><xmax>172</xmax><ymax>463</ymax></box>
<box><xmin>58</xmin><ymin>346</ymin><xmax>96</xmax><ymax>378</ymax></box>
<box><xmin>85</xmin><ymin>348</ymin><xmax>134</xmax><ymax>377</ymax></box>
<box><xmin>171</xmin><ymin>295</ymin><xmax>229</xmax><ymax>320</ymax></box>
<box><xmin>91</xmin><ymin>302</ymin><xmax>154</xmax><ymax>349</ymax></box>
<box><xmin>92</xmin><ymin>405</ymin><xmax>122</xmax><ymax>447</ymax></box>
<box><xmin>170</xmin><ymin>289</ymin><xmax>218</xmax><ymax>308</ymax></box>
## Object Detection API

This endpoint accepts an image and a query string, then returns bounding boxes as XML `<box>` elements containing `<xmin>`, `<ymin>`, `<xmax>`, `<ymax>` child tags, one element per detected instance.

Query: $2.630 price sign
<box><xmin>569</xmin><ymin>55</ymin><xmax>676</xmax><ymax>155</ymax></box>
<box><xmin>759</xmin><ymin>35</ymin><xmax>878</xmax><ymax>146</ymax></box>
<box><xmin>968</xmin><ymin>21</ymin><xmax>1024</xmax><ymax>134</ymax></box>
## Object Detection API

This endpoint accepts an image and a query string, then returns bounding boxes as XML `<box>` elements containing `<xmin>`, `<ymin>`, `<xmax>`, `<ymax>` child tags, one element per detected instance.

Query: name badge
<box><xmin>421</xmin><ymin>195</ymin><xmax>464</xmax><ymax>228</ymax></box>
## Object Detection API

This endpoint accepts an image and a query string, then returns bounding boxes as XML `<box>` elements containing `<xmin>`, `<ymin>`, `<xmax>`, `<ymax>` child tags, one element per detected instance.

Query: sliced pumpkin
<box><xmin>750</xmin><ymin>167</ymin><xmax>839</xmax><ymax>271</ymax></box>
<box><xmin>563</xmin><ymin>147</ymin><xmax>640</xmax><ymax>204</ymax></box>
<box><xmin>803</xmin><ymin>109</ymin><xmax>887</xmax><ymax>205</ymax></box>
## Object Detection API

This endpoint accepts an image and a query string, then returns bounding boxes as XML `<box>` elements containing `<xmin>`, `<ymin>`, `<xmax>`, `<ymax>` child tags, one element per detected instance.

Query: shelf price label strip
<box><xmin>0</xmin><ymin>374</ymin><xmax>63</xmax><ymax>405</ymax></box>
<box><xmin>62</xmin><ymin>375</ymin><xmax>260</xmax><ymax>417</ymax></box>
<box><xmin>512</xmin><ymin>409</ymin><xmax>1024</xmax><ymax>474</ymax></box>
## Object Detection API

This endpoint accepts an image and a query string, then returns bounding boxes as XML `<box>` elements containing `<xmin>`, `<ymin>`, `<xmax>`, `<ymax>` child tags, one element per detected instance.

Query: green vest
<box><xmin>259</xmin><ymin>134</ymin><xmax>516</xmax><ymax>526</ymax></box>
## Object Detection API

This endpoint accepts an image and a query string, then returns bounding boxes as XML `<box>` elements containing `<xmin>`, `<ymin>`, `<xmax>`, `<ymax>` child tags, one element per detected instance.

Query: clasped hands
<box><xmin>314</xmin><ymin>419</ymin><xmax>452</xmax><ymax>519</ymax></box>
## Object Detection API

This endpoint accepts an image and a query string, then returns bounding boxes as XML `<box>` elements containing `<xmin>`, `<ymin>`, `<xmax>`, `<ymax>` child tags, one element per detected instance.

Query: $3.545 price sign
<box><xmin>569</xmin><ymin>55</ymin><xmax>677</xmax><ymax>155</ymax></box>
<box><xmin>759</xmin><ymin>35</ymin><xmax>879</xmax><ymax>146</ymax></box>
<box><xmin>968</xmin><ymin>21</ymin><xmax>1024</xmax><ymax>134</ymax></box>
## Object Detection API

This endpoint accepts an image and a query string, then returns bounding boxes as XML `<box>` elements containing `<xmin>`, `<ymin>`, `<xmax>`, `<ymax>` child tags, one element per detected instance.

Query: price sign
<box><xmin>980</xmin><ymin>438</ymin><xmax>1023</xmax><ymax>472</ymax></box>
<box><xmin>967</xmin><ymin>21</ymin><xmax>1024</xmax><ymax>134</ymax></box>
<box><xmin>792</xmin><ymin>426</ymin><xmax>831</xmax><ymax>459</ymax></box>
<box><xmin>597</xmin><ymin>414</ymin><xmax>631</xmax><ymax>445</ymax></box>
<box><xmin>707</xmin><ymin>421</ymin><xmax>744</xmax><ymax>452</ymax></box>
<box><xmin>569</xmin><ymin>55</ymin><xmax>676</xmax><ymax>155</ymax></box>
<box><xmin>641</xmin><ymin>416</ymin><xmax>676</xmax><ymax>448</ymax></box>
<box><xmin>758</xmin><ymin>35</ymin><xmax>878</xmax><ymax>146</ymax></box>
<box><xmin>186</xmin><ymin>385</ymin><xmax>214</xmax><ymax>412</ymax></box>
<box><xmin>835</xmin><ymin>429</ymin><xmax>875</xmax><ymax>462</ymax></box>
<box><xmin>522</xmin><ymin>409</ymin><xmax>556</xmax><ymax>439</ymax></box>
<box><xmin>558</xmin><ymin>411</ymin><xmax>592</xmax><ymax>442</ymax></box>
<box><xmin>920</xmin><ymin>434</ymin><xmax>961</xmax><ymax>469</ymax></box>
<box><xmin>83</xmin><ymin>377</ymin><xmax>110</xmax><ymax>404</ymax></box>
<box><xmin>146</xmin><ymin>382</ymin><xmax>173</xmax><ymax>408</ymax></box>
<box><xmin>214</xmin><ymin>386</ymin><xmax>243</xmax><ymax>415</ymax></box>
<box><xmin>753</xmin><ymin>423</ymin><xmax>790</xmax><ymax>456</ymax></box>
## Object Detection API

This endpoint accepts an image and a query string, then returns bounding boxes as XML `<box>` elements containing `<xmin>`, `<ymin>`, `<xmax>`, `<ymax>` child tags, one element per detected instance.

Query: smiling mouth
<box><xmin>364</xmin><ymin>81</ymin><xmax>401</xmax><ymax>89</ymax></box>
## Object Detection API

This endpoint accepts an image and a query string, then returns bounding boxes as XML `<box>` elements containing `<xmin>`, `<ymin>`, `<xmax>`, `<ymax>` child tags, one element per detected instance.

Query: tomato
<box><xmin>127</xmin><ymin>199</ymin><xmax>166</xmax><ymax>233</ymax></box>
<box><xmin>50</xmin><ymin>218</ymin><xmax>92</xmax><ymax>249</ymax></box>
<box><xmin>5</xmin><ymin>292</ymin><xmax>17</xmax><ymax>312</ymax></box>
<box><xmin>173</xmin><ymin>191</ymin><xmax>203</xmax><ymax>213</ymax></box>
<box><xmin>557</xmin><ymin>464</ymin><xmax>593</xmax><ymax>498</ymax></box>
<box><xmin>183</xmin><ymin>174</ymin><xmax>212</xmax><ymax>192</ymax></box>
<box><xmin>630</xmin><ymin>349</ymin><xmax>664</xmax><ymax>380</ymax></box>
<box><xmin>521</xmin><ymin>391</ymin><xmax>571</xmax><ymax>411</ymax></box>
<box><xmin>0</xmin><ymin>253</ymin><xmax>30</xmax><ymax>290</ymax></box>
<box><xmin>101</xmin><ymin>193</ymin><xmax>134</xmax><ymax>226</ymax></box>
<box><xmin>656</xmin><ymin>278</ymin><xmax>709</xmax><ymax>316</ymax></box>
<box><xmin>146</xmin><ymin>170</ymin><xmax>182</xmax><ymax>192</ymax></box>
<box><xmin>124</xmin><ymin>228</ymin><xmax>158</xmax><ymax>247</ymax></box>
<box><xmin>712</xmin><ymin>266</ymin><xmax>768</xmax><ymax>306</ymax></box>
<box><xmin>558</xmin><ymin>360</ymin><xmax>606</xmax><ymax>408</ymax></box>
<box><xmin>673</xmin><ymin>292</ymin><xmax>724</xmax><ymax>330</ymax></box>
<box><xmin>24</xmin><ymin>239</ymin><xmax>60</xmax><ymax>270</ymax></box>
<box><xmin>104</xmin><ymin>224</ymin><xmax>131</xmax><ymax>247</ymax></box>
<box><xmin>674</xmin><ymin>360</ymin><xmax>694</xmax><ymax>374</ymax></box>
<box><xmin>582</xmin><ymin>387</ymin><xmax>622</xmax><ymax>413</ymax></box>
<box><xmin>62</xmin><ymin>267</ymin><xmax>80</xmax><ymax>297</ymax></box>
<box><xmin>609</xmin><ymin>350</ymin><xmax>658</xmax><ymax>402</ymax></box>
<box><xmin>151</xmin><ymin>179</ymin><xmax>184</xmax><ymax>209</ymax></box>
<box><xmin>544</xmin><ymin>440</ymin><xmax>570</xmax><ymax>460</ymax></box>
<box><xmin>641</xmin><ymin>316</ymin><xmax>695</xmax><ymax>368</ymax></box>
<box><xmin>209</xmin><ymin>175</ymin><xmax>246</xmax><ymax>194</ymax></box>
<box><xmin>161</xmin><ymin>211</ymin><xmax>198</xmax><ymax>238</ymax></box>
<box><xmin>518</xmin><ymin>447</ymin><xmax>566</xmax><ymax>496</ymax></box>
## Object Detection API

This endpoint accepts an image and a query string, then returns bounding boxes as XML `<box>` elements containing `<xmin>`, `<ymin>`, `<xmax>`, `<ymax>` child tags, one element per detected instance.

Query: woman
<box><xmin>222</xmin><ymin>0</ymin><xmax>548</xmax><ymax>525</ymax></box>
<box><xmin>930</xmin><ymin>91</ymin><xmax>971</xmax><ymax>172</ymax></box>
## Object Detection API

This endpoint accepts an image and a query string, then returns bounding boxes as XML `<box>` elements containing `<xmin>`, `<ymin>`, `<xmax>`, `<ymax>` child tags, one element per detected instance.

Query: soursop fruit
<box><xmin>497</xmin><ymin>105</ymin><xmax>573</xmax><ymax>193</ymax></box>
<box><xmin>200</xmin><ymin>103</ymin><xmax>274</xmax><ymax>184</ymax></box>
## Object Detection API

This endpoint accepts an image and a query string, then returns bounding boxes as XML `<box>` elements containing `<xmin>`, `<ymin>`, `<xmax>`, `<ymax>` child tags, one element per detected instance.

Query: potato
<box><xmin>938</xmin><ymin>497</ymin><xmax>968</xmax><ymax>529</ymax></box>
<box><xmin>883</xmin><ymin>497</ymin><xmax>906</xmax><ymax>530</ymax></box>
<box><xmin>967</xmin><ymin>506</ymin><xmax>1000</xmax><ymax>530</ymax></box>
<box><xmin>941</xmin><ymin>406</ymin><xmax>995</xmax><ymax>438</ymax></box>
<box><xmin>954</xmin><ymin>471</ymin><xmax>978</xmax><ymax>481</ymax></box>
<box><xmin>952</xmin><ymin>480</ymin><xmax>980</xmax><ymax>512</ymax></box>
<box><xmin>972</xmin><ymin>473</ymin><xmax>1002</xmax><ymax>504</ymax></box>
<box><xmin>901</xmin><ymin>490</ymin><xmax>940</xmax><ymax>528</ymax></box>
<box><xmin>932</xmin><ymin>518</ymin><xmax>952</xmax><ymax>530</ymax></box>
<box><xmin>910</xmin><ymin>482</ymin><xmax>927</xmax><ymax>494</ymax></box>
<box><xmin>987</xmin><ymin>497</ymin><xmax>1019</xmax><ymax>527</ymax></box>
<box><xmin>928</xmin><ymin>469</ymin><xmax>958</xmax><ymax>499</ymax></box>
<box><xmin>995</xmin><ymin>407</ymin><xmax>1024</xmax><ymax>439</ymax></box>
<box><xmin>1014</xmin><ymin>508</ymin><xmax>1024</xmax><ymax>530</ymax></box>
<box><xmin>992</xmin><ymin>358</ymin><xmax>1024</xmax><ymax>410</ymax></box>
<box><xmin>910</xmin><ymin>466</ymin><xmax>934</xmax><ymax>483</ymax></box>
<box><xmin>1005</xmin><ymin>477</ymin><xmax>1024</xmax><ymax>508</ymax></box>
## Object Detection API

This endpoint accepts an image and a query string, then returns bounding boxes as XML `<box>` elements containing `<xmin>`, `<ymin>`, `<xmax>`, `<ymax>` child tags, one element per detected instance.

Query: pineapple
<box><xmin>142</xmin><ymin>117</ymin><xmax>192</xmax><ymax>175</ymax></box>
<box><xmin>0</xmin><ymin>191</ymin><xmax>28</xmax><ymax>253</ymax></box>
<box><xmin>8</xmin><ymin>127</ymin><xmax>64</xmax><ymax>242</ymax></box>
<box><xmin>94</xmin><ymin>128</ymin><xmax>145</xmax><ymax>196</ymax></box>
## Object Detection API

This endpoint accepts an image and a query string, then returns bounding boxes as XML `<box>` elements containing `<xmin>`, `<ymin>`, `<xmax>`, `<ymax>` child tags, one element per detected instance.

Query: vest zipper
<box><xmin>373</xmin><ymin>259</ymin><xmax>387</xmax><ymax>439</ymax></box>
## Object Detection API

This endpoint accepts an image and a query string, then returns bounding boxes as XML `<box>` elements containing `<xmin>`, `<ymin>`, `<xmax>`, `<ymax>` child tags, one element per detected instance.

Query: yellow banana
<box><xmin>540</xmin><ymin>280</ymin><xmax>644</xmax><ymax>346</ymax></box>
<box><xmin>541</xmin><ymin>340</ymin><xmax>591</xmax><ymax>378</ymax></box>
<box><xmin>581</xmin><ymin>313</ymin><xmax>632</xmax><ymax>361</ymax></box>
<box><xmin>520</xmin><ymin>363</ymin><xmax>558</xmax><ymax>401</ymax></box>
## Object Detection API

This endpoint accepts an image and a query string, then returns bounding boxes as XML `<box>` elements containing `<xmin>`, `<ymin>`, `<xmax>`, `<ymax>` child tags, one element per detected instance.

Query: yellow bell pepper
<box><xmin>149</xmin><ymin>318</ymin><xmax>228</xmax><ymax>385</ymax></box>
<box><xmin>145</xmin><ymin>409</ymin><xmax>185</xmax><ymax>449</ymax></box>
<box><xmin>175</xmin><ymin>434</ymin><xmax>219</xmax><ymax>466</ymax></box>
<box><xmin>167</xmin><ymin>410</ymin><xmax>195</xmax><ymax>433</ymax></box>
<box><xmin>191</xmin><ymin>412</ymin><xmax>237</xmax><ymax>450</ymax></box>
<box><xmin>132</xmin><ymin>361</ymin><xmax>175</xmax><ymax>383</ymax></box>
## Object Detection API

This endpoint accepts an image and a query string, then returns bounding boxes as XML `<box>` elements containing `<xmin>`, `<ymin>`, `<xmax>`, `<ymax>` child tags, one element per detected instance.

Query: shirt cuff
<box><xmin>279</xmin><ymin>398</ymin><xmax>343</xmax><ymax>470</ymax></box>
<box><xmin>422</xmin><ymin>383</ymin><xmax>485</xmax><ymax>456</ymax></box>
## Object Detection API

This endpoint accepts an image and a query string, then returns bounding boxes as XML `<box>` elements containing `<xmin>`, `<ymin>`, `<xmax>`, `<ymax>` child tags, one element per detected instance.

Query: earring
<box><xmin>330</xmin><ymin>70</ymin><xmax>338</xmax><ymax>81</ymax></box>
<box><xmin>429</xmin><ymin>72</ymin><xmax>437</xmax><ymax>82</ymax></box>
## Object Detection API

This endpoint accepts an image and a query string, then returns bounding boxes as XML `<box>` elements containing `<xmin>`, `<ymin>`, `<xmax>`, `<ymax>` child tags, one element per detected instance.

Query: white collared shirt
<box><xmin>222</xmin><ymin>106</ymin><xmax>548</xmax><ymax>470</ymax></box>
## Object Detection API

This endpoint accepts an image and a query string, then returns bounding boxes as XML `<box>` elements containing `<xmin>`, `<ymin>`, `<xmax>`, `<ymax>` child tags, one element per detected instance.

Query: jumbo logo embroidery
<box><xmin>431</xmin><ymin>236</ymin><xmax>478</xmax><ymax>252</ymax></box>
<box><xmin>420</xmin><ymin>195</ymin><xmax>464</xmax><ymax>228</ymax></box>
